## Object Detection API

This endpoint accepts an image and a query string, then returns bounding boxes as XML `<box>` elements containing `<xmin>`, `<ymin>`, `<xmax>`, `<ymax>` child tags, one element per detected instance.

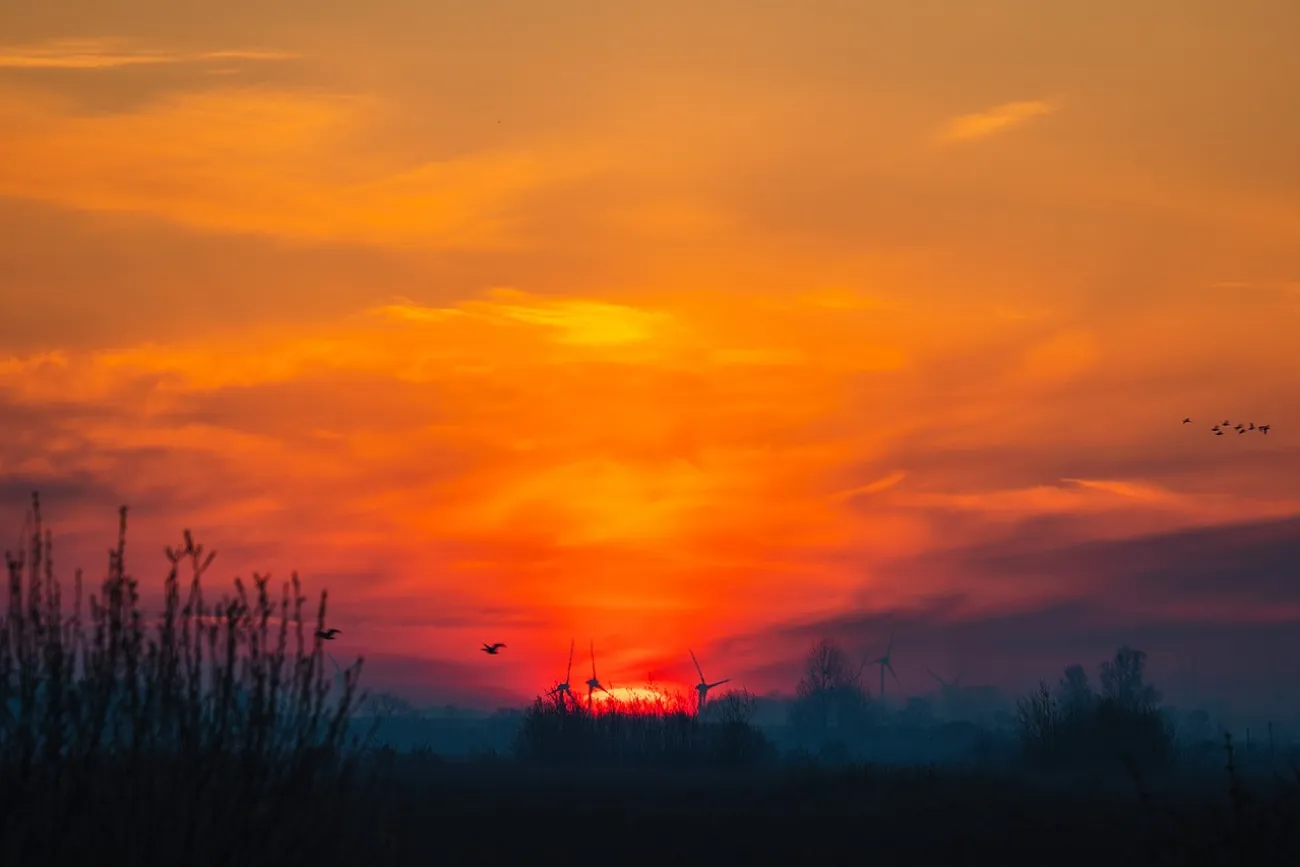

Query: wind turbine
<box><xmin>929</xmin><ymin>668</ymin><xmax>962</xmax><ymax>714</ymax></box>
<box><xmin>869</xmin><ymin>628</ymin><xmax>900</xmax><ymax>703</ymax></box>
<box><xmin>546</xmin><ymin>639</ymin><xmax>575</xmax><ymax>707</ymax></box>
<box><xmin>928</xmin><ymin>669</ymin><xmax>963</xmax><ymax>690</ymax></box>
<box><xmin>585</xmin><ymin>640</ymin><xmax>613</xmax><ymax>710</ymax></box>
<box><xmin>689</xmin><ymin>649</ymin><xmax>730</xmax><ymax>715</ymax></box>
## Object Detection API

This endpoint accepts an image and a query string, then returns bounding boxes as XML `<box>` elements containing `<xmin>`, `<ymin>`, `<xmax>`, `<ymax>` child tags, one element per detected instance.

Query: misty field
<box><xmin>4</xmin><ymin>496</ymin><xmax>1300</xmax><ymax>866</ymax></box>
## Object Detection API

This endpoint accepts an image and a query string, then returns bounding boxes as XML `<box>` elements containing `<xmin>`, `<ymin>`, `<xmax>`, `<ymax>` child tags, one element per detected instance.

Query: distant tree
<box><xmin>1015</xmin><ymin>681</ymin><xmax>1057</xmax><ymax>753</ymax></box>
<box><xmin>1099</xmin><ymin>645</ymin><xmax>1160</xmax><ymax>712</ymax></box>
<box><xmin>1058</xmin><ymin>664</ymin><xmax>1094</xmax><ymax>719</ymax></box>
<box><xmin>1016</xmin><ymin>646</ymin><xmax>1173</xmax><ymax>770</ymax></box>
<box><xmin>791</xmin><ymin>639</ymin><xmax>866</xmax><ymax>735</ymax></box>
<box><xmin>364</xmin><ymin>691</ymin><xmax>419</xmax><ymax>720</ymax></box>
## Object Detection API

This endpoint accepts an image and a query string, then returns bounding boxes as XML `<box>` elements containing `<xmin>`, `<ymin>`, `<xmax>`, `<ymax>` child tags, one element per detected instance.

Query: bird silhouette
<box><xmin>1260</xmin><ymin>425</ymin><xmax>1271</xmax><ymax>435</ymax></box>
<box><xmin>1223</xmin><ymin>419</ymin><xmax>1231</xmax><ymax>426</ymax></box>
<box><xmin>1182</xmin><ymin>417</ymin><xmax>1192</xmax><ymax>424</ymax></box>
<box><xmin>1211</xmin><ymin>425</ymin><xmax>1221</xmax><ymax>432</ymax></box>
<box><xmin>1248</xmin><ymin>423</ymin><xmax>1255</xmax><ymax>430</ymax></box>
<box><xmin>481</xmin><ymin>642</ymin><xmax>506</xmax><ymax>655</ymax></box>
<box><xmin>315</xmin><ymin>628</ymin><xmax>341</xmax><ymax>640</ymax></box>
<box><xmin>1238</xmin><ymin>428</ymin><xmax>1247</xmax><ymax>434</ymax></box>
<box><xmin>1214</xmin><ymin>430</ymin><xmax>1224</xmax><ymax>436</ymax></box>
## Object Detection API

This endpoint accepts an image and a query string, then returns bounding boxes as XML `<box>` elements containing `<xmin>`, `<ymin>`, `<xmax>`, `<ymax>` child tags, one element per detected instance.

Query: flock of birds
<box><xmin>1183</xmin><ymin>417</ymin><xmax>1271</xmax><ymax>436</ymax></box>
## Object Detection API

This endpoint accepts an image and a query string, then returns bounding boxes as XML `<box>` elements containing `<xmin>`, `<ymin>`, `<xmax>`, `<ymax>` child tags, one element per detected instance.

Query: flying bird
<box><xmin>1182</xmin><ymin>417</ymin><xmax>1192</xmax><ymax>424</ymax></box>
<box><xmin>1260</xmin><ymin>424</ymin><xmax>1271</xmax><ymax>435</ymax></box>
<box><xmin>1214</xmin><ymin>430</ymin><xmax>1224</xmax><ymax>436</ymax></box>
<box><xmin>315</xmin><ymin>628</ymin><xmax>341</xmax><ymax>640</ymax></box>
<box><xmin>481</xmin><ymin>643</ymin><xmax>506</xmax><ymax>655</ymax></box>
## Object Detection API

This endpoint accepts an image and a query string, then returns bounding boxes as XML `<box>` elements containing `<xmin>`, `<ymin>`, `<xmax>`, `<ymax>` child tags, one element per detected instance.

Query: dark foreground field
<box><xmin>353</xmin><ymin>757</ymin><xmax>1300</xmax><ymax>866</ymax></box>
<box><xmin>7</xmin><ymin>752</ymin><xmax>1300</xmax><ymax>867</ymax></box>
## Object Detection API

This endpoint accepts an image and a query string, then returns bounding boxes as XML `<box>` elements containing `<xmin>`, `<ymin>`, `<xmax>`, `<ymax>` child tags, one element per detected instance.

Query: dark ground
<box><xmin>338</xmin><ymin>758</ymin><xmax>1298</xmax><ymax>866</ymax></box>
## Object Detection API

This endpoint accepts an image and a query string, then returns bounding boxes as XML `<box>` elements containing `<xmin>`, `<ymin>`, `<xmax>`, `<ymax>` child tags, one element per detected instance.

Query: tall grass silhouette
<box><xmin>0</xmin><ymin>493</ymin><xmax>367</xmax><ymax>866</ymax></box>
<box><xmin>513</xmin><ymin>687</ymin><xmax>773</xmax><ymax>768</ymax></box>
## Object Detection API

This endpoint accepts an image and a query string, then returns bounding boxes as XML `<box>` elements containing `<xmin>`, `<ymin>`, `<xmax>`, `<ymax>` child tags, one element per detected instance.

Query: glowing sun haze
<box><xmin>2</xmin><ymin>1</ymin><xmax>1298</xmax><ymax>710</ymax></box>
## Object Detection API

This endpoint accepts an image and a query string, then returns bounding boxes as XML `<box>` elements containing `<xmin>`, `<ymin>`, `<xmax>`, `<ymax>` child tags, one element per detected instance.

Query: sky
<box><xmin>1</xmin><ymin>1</ymin><xmax>1299</xmax><ymax>712</ymax></box>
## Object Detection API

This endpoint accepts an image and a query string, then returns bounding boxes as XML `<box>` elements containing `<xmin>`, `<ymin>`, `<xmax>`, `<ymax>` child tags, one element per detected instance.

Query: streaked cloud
<box><xmin>0</xmin><ymin>38</ymin><xmax>297</xmax><ymax>70</ymax></box>
<box><xmin>829</xmin><ymin>471</ymin><xmax>908</xmax><ymax>503</ymax></box>
<box><xmin>937</xmin><ymin>98</ymin><xmax>1058</xmax><ymax>144</ymax></box>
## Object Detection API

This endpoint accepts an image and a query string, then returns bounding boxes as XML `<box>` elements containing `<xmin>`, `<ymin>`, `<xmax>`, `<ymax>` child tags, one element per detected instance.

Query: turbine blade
<box><xmin>566</xmin><ymin>639</ymin><xmax>574</xmax><ymax>682</ymax></box>
<box><xmin>590</xmin><ymin>640</ymin><xmax>597</xmax><ymax>679</ymax></box>
<box><xmin>709</xmin><ymin>679</ymin><xmax>730</xmax><ymax>689</ymax></box>
<box><xmin>888</xmin><ymin>662</ymin><xmax>901</xmax><ymax>684</ymax></box>
<box><xmin>690</xmin><ymin>649</ymin><xmax>705</xmax><ymax>683</ymax></box>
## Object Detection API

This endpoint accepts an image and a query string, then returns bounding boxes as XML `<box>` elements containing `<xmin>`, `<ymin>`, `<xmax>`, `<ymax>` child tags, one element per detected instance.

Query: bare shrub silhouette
<box><xmin>789</xmin><ymin>638</ymin><xmax>871</xmax><ymax>739</ymax></box>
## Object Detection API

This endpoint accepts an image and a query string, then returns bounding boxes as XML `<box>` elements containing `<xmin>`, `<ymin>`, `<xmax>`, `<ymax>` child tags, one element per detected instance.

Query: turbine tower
<box><xmin>929</xmin><ymin>668</ymin><xmax>962</xmax><ymax>715</ymax></box>
<box><xmin>689</xmin><ymin>649</ymin><xmax>730</xmax><ymax>716</ymax></box>
<box><xmin>869</xmin><ymin>628</ymin><xmax>900</xmax><ymax>703</ymax></box>
<box><xmin>546</xmin><ymin>639</ymin><xmax>576</xmax><ymax>708</ymax></box>
<box><xmin>585</xmin><ymin>640</ymin><xmax>613</xmax><ymax>710</ymax></box>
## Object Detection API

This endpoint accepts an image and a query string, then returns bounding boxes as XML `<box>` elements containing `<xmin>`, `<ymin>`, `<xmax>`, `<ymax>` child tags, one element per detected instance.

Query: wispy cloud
<box><xmin>829</xmin><ymin>471</ymin><xmax>907</xmax><ymax>503</ymax></box>
<box><xmin>0</xmin><ymin>86</ymin><xmax>603</xmax><ymax>247</ymax></box>
<box><xmin>0</xmin><ymin>38</ymin><xmax>297</xmax><ymax>70</ymax></box>
<box><xmin>371</xmin><ymin>291</ymin><xmax>676</xmax><ymax>349</ymax></box>
<box><xmin>937</xmin><ymin>98</ymin><xmax>1058</xmax><ymax>144</ymax></box>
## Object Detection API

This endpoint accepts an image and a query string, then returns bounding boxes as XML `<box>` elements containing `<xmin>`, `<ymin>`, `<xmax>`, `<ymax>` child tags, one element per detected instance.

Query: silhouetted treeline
<box><xmin>1015</xmin><ymin>647</ymin><xmax>1176</xmax><ymax>770</ymax></box>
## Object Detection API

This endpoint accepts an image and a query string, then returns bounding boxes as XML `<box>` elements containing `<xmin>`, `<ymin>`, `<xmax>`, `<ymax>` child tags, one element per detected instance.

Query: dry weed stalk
<box><xmin>0</xmin><ymin>493</ymin><xmax>368</xmax><ymax>866</ymax></box>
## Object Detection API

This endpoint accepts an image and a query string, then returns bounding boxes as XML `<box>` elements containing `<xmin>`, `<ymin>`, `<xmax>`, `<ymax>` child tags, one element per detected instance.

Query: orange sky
<box><xmin>2</xmin><ymin>2</ymin><xmax>1299</xmax><ymax>709</ymax></box>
